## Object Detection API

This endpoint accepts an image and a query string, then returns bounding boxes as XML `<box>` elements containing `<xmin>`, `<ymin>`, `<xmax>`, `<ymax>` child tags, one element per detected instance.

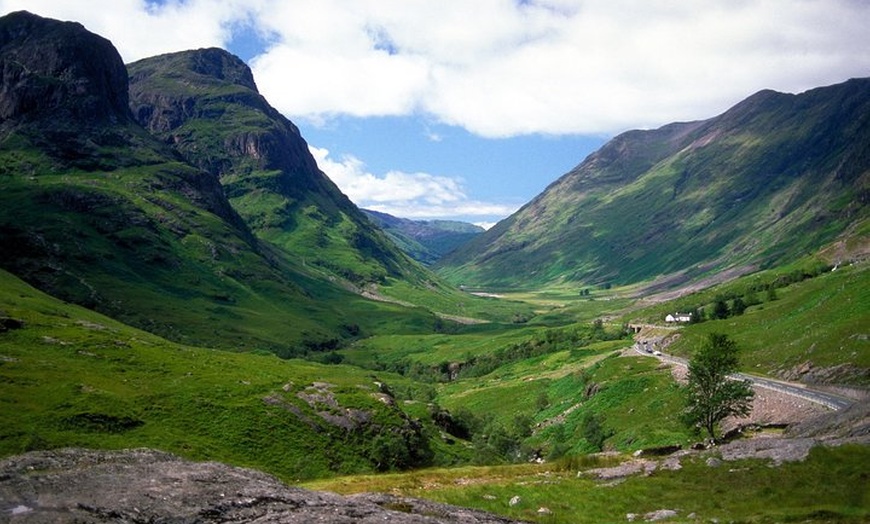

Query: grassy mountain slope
<box><xmin>124</xmin><ymin>47</ymin><xmax>523</xmax><ymax>325</ymax></box>
<box><xmin>363</xmin><ymin>209</ymin><xmax>484</xmax><ymax>265</ymax></box>
<box><xmin>127</xmin><ymin>49</ymin><xmax>424</xmax><ymax>286</ymax></box>
<box><xmin>630</xmin><ymin>257</ymin><xmax>870</xmax><ymax>386</ymax></box>
<box><xmin>438</xmin><ymin>79</ymin><xmax>870</xmax><ymax>289</ymax></box>
<box><xmin>0</xmin><ymin>12</ymin><xmax>441</xmax><ymax>355</ymax></box>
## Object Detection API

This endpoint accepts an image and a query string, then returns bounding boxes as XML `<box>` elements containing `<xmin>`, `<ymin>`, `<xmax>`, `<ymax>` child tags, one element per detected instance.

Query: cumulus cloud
<box><xmin>310</xmin><ymin>146</ymin><xmax>518</xmax><ymax>219</ymax></box>
<box><xmin>7</xmin><ymin>0</ymin><xmax>868</xmax><ymax>136</ymax></box>
<box><xmin>0</xmin><ymin>0</ymin><xmax>249</xmax><ymax>61</ymax></box>
<box><xmin>247</xmin><ymin>0</ymin><xmax>870</xmax><ymax>136</ymax></box>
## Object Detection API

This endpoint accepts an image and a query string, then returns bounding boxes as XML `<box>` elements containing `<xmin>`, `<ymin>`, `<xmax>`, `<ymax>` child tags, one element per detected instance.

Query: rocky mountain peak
<box><xmin>186</xmin><ymin>47</ymin><xmax>259</xmax><ymax>91</ymax></box>
<box><xmin>128</xmin><ymin>48</ymin><xmax>416</xmax><ymax>282</ymax></box>
<box><xmin>0</xmin><ymin>10</ymin><xmax>130</xmax><ymax>129</ymax></box>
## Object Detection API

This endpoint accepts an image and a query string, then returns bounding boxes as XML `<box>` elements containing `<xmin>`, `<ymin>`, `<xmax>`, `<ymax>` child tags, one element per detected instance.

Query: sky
<box><xmin>3</xmin><ymin>1</ymin><xmax>869</xmax><ymax>227</ymax></box>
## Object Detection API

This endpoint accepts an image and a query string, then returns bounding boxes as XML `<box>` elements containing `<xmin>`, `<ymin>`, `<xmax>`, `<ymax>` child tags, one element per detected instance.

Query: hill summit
<box><xmin>128</xmin><ymin>48</ymin><xmax>418</xmax><ymax>285</ymax></box>
<box><xmin>437</xmin><ymin>78</ymin><xmax>870</xmax><ymax>289</ymax></box>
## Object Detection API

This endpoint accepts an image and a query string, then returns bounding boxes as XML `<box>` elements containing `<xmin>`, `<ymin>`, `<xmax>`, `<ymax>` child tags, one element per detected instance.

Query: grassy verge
<box><xmin>306</xmin><ymin>444</ymin><xmax>870</xmax><ymax>523</ymax></box>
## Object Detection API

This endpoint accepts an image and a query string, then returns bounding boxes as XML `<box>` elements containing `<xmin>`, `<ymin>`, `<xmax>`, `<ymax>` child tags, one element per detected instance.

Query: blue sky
<box><xmin>4</xmin><ymin>1</ymin><xmax>870</xmax><ymax>226</ymax></box>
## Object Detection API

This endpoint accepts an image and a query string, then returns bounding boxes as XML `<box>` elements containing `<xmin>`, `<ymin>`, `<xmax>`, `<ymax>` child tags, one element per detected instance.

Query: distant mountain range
<box><xmin>437</xmin><ymin>78</ymin><xmax>870</xmax><ymax>289</ymax></box>
<box><xmin>362</xmin><ymin>209</ymin><xmax>484</xmax><ymax>265</ymax></box>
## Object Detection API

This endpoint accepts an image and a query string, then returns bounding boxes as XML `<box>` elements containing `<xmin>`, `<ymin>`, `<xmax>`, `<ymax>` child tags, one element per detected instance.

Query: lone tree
<box><xmin>683</xmin><ymin>333</ymin><xmax>754</xmax><ymax>441</ymax></box>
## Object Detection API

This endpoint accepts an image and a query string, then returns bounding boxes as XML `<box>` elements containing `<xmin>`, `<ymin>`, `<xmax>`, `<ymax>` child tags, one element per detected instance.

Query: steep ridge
<box><xmin>438</xmin><ymin>78</ymin><xmax>870</xmax><ymax>289</ymax></box>
<box><xmin>127</xmin><ymin>49</ymin><xmax>421</xmax><ymax>285</ymax></box>
<box><xmin>0</xmin><ymin>11</ymin><xmax>436</xmax><ymax>355</ymax></box>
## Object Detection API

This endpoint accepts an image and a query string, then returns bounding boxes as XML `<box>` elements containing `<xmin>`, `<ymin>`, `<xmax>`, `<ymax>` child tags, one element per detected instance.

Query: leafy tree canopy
<box><xmin>683</xmin><ymin>333</ymin><xmax>754</xmax><ymax>441</ymax></box>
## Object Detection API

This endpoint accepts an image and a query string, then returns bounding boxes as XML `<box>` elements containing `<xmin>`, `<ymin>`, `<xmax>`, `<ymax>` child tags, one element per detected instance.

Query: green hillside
<box><xmin>0</xmin><ymin>13</ymin><xmax>450</xmax><ymax>356</ymax></box>
<box><xmin>128</xmin><ymin>49</ymin><xmax>424</xmax><ymax>286</ymax></box>
<box><xmin>0</xmin><ymin>12</ymin><xmax>518</xmax><ymax>358</ymax></box>
<box><xmin>1</xmin><ymin>11</ymin><xmax>868</xmax><ymax>523</ymax></box>
<box><xmin>628</xmin><ymin>258</ymin><xmax>870</xmax><ymax>385</ymax></box>
<box><xmin>437</xmin><ymin>79</ymin><xmax>870</xmax><ymax>290</ymax></box>
<box><xmin>0</xmin><ymin>269</ymin><xmax>469</xmax><ymax>479</ymax></box>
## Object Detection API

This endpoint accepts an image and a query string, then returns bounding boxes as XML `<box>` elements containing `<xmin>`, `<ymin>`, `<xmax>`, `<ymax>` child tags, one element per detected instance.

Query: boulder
<box><xmin>0</xmin><ymin>448</ymin><xmax>525</xmax><ymax>523</ymax></box>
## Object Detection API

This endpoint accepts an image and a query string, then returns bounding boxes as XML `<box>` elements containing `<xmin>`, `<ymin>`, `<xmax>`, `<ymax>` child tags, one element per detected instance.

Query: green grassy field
<box><xmin>305</xmin><ymin>445</ymin><xmax>870</xmax><ymax>523</ymax></box>
<box><xmin>0</xmin><ymin>269</ymin><xmax>472</xmax><ymax>480</ymax></box>
<box><xmin>2</xmin><ymin>246</ymin><xmax>867</xmax><ymax>520</ymax></box>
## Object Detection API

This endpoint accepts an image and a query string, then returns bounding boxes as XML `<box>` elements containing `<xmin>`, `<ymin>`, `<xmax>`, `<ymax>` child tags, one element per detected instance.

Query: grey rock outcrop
<box><xmin>0</xmin><ymin>448</ymin><xmax>525</xmax><ymax>523</ymax></box>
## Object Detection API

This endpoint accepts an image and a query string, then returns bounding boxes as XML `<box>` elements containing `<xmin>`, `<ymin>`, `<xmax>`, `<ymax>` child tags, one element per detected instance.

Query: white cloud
<box><xmin>310</xmin><ymin>146</ymin><xmax>517</xmax><ymax>219</ymax></box>
<box><xmin>246</xmin><ymin>0</ymin><xmax>870</xmax><ymax>136</ymax></box>
<box><xmin>7</xmin><ymin>0</ymin><xmax>869</xmax><ymax>136</ymax></box>
<box><xmin>0</xmin><ymin>0</ymin><xmax>251</xmax><ymax>62</ymax></box>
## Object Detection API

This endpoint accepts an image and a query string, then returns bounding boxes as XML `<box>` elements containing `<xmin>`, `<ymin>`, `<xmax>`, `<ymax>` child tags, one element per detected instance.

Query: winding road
<box><xmin>632</xmin><ymin>344</ymin><xmax>854</xmax><ymax>410</ymax></box>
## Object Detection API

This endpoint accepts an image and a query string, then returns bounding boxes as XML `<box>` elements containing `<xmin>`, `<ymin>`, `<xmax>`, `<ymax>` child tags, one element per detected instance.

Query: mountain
<box><xmin>127</xmin><ymin>49</ymin><xmax>422</xmax><ymax>286</ymax></box>
<box><xmin>0</xmin><ymin>11</ymin><xmax>437</xmax><ymax>355</ymax></box>
<box><xmin>437</xmin><ymin>79</ymin><xmax>870</xmax><ymax>289</ymax></box>
<box><xmin>362</xmin><ymin>209</ymin><xmax>484</xmax><ymax>265</ymax></box>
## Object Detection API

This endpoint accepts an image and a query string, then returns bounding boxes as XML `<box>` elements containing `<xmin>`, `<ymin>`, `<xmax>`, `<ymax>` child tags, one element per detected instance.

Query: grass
<box><xmin>2</xmin><ymin>241</ymin><xmax>868</xmax><ymax>520</ymax></box>
<box><xmin>379</xmin><ymin>278</ymin><xmax>536</xmax><ymax>324</ymax></box>
<box><xmin>305</xmin><ymin>445</ymin><xmax>870</xmax><ymax>523</ymax></box>
<box><xmin>634</xmin><ymin>260</ymin><xmax>870</xmax><ymax>384</ymax></box>
<box><xmin>339</xmin><ymin>325</ymin><xmax>541</xmax><ymax>369</ymax></box>
<box><xmin>437</xmin><ymin>349</ymin><xmax>692</xmax><ymax>455</ymax></box>
<box><xmin>0</xmin><ymin>269</ymin><xmax>465</xmax><ymax>480</ymax></box>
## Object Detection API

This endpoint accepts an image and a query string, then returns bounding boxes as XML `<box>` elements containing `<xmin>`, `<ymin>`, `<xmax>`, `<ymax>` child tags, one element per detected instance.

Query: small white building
<box><xmin>665</xmin><ymin>312</ymin><xmax>692</xmax><ymax>323</ymax></box>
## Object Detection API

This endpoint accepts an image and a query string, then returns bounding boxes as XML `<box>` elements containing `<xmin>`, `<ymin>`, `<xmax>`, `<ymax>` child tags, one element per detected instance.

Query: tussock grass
<box><xmin>0</xmin><ymin>270</ymin><xmax>463</xmax><ymax>480</ymax></box>
<box><xmin>307</xmin><ymin>445</ymin><xmax>870</xmax><ymax>523</ymax></box>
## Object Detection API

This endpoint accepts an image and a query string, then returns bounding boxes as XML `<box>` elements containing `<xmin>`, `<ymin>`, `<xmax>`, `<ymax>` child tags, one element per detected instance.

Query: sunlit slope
<box><xmin>0</xmin><ymin>12</ymin><xmax>439</xmax><ymax>355</ymax></box>
<box><xmin>438</xmin><ymin>78</ymin><xmax>870</xmax><ymax>289</ymax></box>
<box><xmin>0</xmin><ymin>268</ymin><xmax>467</xmax><ymax>479</ymax></box>
<box><xmin>127</xmin><ymin>48</ymin><xmax>426</xmax><ymax>286</ymax></box>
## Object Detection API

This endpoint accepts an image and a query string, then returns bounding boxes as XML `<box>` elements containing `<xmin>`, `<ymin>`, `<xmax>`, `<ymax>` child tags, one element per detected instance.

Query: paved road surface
<box><xmin>632</xmin><ymin>345</ymin><xmax>853</xmax><ymax>410</ymax></box>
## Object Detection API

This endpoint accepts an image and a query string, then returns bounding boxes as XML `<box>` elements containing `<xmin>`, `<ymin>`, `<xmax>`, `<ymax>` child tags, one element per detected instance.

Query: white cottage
<box><xmin>665</xmin><ymin>312</ymin><xmax>692</xmax><ymax>323</ymax></box>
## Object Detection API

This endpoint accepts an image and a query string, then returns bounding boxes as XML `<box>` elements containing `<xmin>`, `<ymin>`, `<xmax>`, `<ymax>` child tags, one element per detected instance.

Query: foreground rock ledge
<box><xmin>0</xmin><ymin>448</ymin><xmax>524</xmax><ymax>523</ymax></box>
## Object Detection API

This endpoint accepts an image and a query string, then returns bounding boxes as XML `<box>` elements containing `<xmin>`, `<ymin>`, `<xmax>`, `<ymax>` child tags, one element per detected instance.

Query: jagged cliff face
<box><xmin>128</xmin><ymin>49</ymin><xmax>328</xmax><ymax>198</ymax></box>
<box><xmin>0</xmin><ymin>12</ymin><xmax>254</xmax><ymax>302</ymax></box>
<box><xmin>438</xmin><ymin>79</ymin><xmax>870</xmax><ymax>289</ymax></box>
<box><xmin>128</xmin><ymin>49</ymin><xmax>419</xmax><ymax>284</ymax></box>
<box><xmin>0</xmin><ymin>12</ymin><xmax>243</xmax><ymax>230</ymax></box>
